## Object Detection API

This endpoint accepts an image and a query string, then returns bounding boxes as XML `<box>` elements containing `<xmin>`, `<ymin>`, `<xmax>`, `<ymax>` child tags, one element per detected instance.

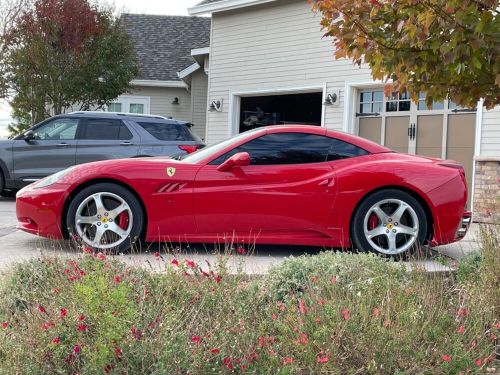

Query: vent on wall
<box><xmin>157</xmin><ymin>183</ymin><xmax>187</xmax><ymax>193</ymax></box>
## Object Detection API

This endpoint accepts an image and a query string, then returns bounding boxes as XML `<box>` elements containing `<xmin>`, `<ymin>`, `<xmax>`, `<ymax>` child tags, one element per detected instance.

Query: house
<box><xmin>116</xmin><ymin>14</ymin><xmax>211</xmax><ymax>138</ymax></box>
<box><xmin>189</xmin><ymin>0</ymin><xmax>499</xmax><ymax>222</ymax></box>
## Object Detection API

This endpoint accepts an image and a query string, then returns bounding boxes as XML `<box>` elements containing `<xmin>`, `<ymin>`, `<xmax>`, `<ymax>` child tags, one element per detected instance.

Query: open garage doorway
<box><xmin>239</xmin><ymin>92</ymin><xmax>323</xmax><ymax>133</ymax></box>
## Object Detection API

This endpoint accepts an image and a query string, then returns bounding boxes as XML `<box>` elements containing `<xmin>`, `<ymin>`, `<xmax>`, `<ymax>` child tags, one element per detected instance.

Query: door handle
<box><xmin>57</xmin><ymin>143</ymin><xmax>69</xmax><ymax>147</ymax></box>
<box><xmin>120</xmin><ymin>142</ymin><xmax>134</xmax><ymax>146</ymax></box>
<box><xmin>411</xmin><ymin>123</ymin><xmax>416</xmax><ymax>140</ymax></box>
<box><xmin>319</xmin><ymin>178</ymin><xmax>335</xmax><ymax>187</ymax></box>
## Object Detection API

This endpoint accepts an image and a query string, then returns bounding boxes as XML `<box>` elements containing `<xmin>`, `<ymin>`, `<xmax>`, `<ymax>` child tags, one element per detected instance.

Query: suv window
<box><xmin>137</xmin><ymin>122</ymin><xmax>194</xmax><ymax>141</ymax></box>
<box><xmin>210</xmin><ymin>133</ymin><xmax>332</xmax><ymax>165</ymax></box>
<box><xmin>33</xmin><ymin>118</ymin><xmax>79</xmax><ymax>140</ymax></box>
<box><xmin>82</xmin><ymin>119</ymin><xmax>132</xmax><ymax>140</ymax></box>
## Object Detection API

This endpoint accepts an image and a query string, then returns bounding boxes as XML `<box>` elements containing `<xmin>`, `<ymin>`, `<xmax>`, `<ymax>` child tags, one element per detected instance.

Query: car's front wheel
<box><xmin>351</xmin><ymin>189</ymin><xmax>428</xmax><ymax>256</ymax></box>
<box><xmin>66</xmin><ymin>183</ymin><xmax>144</xmax><ymax>253</ymax></box>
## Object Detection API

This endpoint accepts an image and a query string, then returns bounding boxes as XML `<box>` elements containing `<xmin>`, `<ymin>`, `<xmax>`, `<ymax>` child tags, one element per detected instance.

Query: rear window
<box><xmin>137</xmin><ymin>122</ymin><xmax>196</xmax><ymax>142</ymax></box>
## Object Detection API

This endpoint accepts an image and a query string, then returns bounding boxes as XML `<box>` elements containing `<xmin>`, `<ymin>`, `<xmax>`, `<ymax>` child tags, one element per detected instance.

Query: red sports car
<box><xmin>16</xmin><ymin>125</ymin><xmax>471</xmax><ymax>256</ymax></box>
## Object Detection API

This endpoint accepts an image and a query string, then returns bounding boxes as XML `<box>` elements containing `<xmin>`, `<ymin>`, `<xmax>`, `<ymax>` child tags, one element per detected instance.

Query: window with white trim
<box><xmin>359</xmin><ymin>90</ymin><xmax>384</xmax><ymax>114</ymax></box>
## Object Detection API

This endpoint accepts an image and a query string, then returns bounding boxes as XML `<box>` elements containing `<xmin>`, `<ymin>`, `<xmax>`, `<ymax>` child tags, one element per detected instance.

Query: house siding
<box><xmin>480</xmin><ymin>106</ymin><xmax>500</xmax><ymax>158</ymax></box>
<box><xmin>206</xmin><ymin>0</ymin><xmax>373</xmax><ymax>144</ymax></box>
<box><xmin>190</xmin><ymin>69</ymin><xmax>209</xmax><ymax>140</ymax></box>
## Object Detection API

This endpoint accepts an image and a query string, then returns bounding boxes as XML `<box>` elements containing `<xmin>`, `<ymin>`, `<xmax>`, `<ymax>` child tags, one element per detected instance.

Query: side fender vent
<box><xmin>157</xmin><ymin>183</ymin><xmax>187</xmax><ymax>193</ymax></box>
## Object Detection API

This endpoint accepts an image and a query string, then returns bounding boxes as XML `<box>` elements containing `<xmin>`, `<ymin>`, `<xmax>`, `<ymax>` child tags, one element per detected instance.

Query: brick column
<box><xmin>473</xmin><ymin>157</ymin><xmax>500</xmax><ymax>223</ymax></box>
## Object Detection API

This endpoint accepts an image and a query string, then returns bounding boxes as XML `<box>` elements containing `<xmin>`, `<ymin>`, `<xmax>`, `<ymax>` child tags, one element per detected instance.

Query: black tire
<box><xmin>351</xmin><ymin>189</ymin><xmax>428</xmax><ymax>257</ymax></box>
<box><xmin>66</xmin><ymin>183</ymin><xmax>144</xmax><ymax>253</ymax></box>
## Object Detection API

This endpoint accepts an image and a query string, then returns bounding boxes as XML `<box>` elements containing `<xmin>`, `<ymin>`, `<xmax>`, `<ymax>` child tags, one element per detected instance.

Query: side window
<box><xmin>210</xmin><ymin>133</ymin><xmax>332</xmax><ymax>165</ymax></box>
<box><xmin>327</xmin><ymin>139</ymin><xmax>368</xmax><ymax>161</ymax></box>
<box><xmin>33</xmin><ymin>118</ymin><xmax>79</xmax><ymax>140</ymax></box>
<box><xmin>82</xmin><ymin>119</ymin><xmax>132</xmax><ymax>140</ymax></box>
<box><xmin>137</xmin><ymin>122</ymin><xmax>193</xmax><ymax>141</ymax></box>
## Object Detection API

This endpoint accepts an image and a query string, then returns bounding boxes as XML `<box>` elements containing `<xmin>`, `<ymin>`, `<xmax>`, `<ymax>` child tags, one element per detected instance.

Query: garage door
<box><xmin>356</xmin><ymin>90</ymin><xmax>476</xmax><ymax>206</ymax></box>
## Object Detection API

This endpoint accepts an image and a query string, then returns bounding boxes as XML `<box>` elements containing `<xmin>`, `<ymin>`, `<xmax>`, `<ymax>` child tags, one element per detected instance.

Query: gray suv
<box><xmin>0</xmin><ymin>112</ymin><xmax>205</xmax><ymax>195</ymax></box>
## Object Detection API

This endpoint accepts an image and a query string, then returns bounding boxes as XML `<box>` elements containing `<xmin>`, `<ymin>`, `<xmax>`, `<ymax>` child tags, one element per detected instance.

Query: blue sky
<box><xmin>0</xmin><ymin>0</ymin><xmax>201</xmax><ymax>138</ymax></box>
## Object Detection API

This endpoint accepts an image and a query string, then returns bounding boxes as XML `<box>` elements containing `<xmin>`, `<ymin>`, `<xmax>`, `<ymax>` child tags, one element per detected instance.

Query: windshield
<box><xmin>181</xmin><ymin>128</ymin><xmax>263</xmax><ymax>163</ymax></box>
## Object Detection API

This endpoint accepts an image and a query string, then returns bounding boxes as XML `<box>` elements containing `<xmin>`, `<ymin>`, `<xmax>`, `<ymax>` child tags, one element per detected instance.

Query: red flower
<box><xmin>456</xmin><ymin>325</ymin><xmax>465</xmax><ymax>334</ymax></box>
<box><xmin>38</xmin><ymin>305</ymin><xmax>47</xmax><ymax>314</ymax></box>
<box><xmin>51</xmin><ymin>337</ymin><xmax>61</xmax><ymax>345</ymax></box>
<box><xmin>42</xmin><ymin>322</ymin><xmax>55</xmax><ymax>331</ymax></box>
<box><xmin>171</xmin><ymin>259</ymin><xmax>180</xmax><ymax>266</ymax></box>
<box><xmin>457</xmin><ymin>307</ymin><xmax>469</xmax><ymax>317</ymax></box>
<box><xmin>236</xmin><ymin>246</ymin><xmax>246</xmax><ymax>255</ymax></box>
<box><xmin>298</xmin><ymin>332</ymin><xmax>309</xmax><ymax>345</ymax></box>
<box><xmin>185</xmin><ymin>259</ymin><xmax>196</xmax><ymax>268</ymax></box>
<box><xmin>491</xmin><ymin>334</ymin><xmax>498</xmax><ymax>341</ymax></box>
<box><xmin>341</xmin><ymin>308</ymin><xmax>350</xmax><ymax>320</ymax></box>
<box><xmin>130</xmin><ymin>326</ymin><xmax>143</xmax><ymax>340</ymax></box>
<box><xmin>214</xmin><ymin>275</ymin><xmax>222</xmax><ymax>283</ymax></box>
<box><xmin>97</xmin><ymin>253</ymin><xmax>106</xmax><ymax>261</ymax></box>
<box><xmin>211</xmin><ymin>348</ymin><xmax>220</xmax><ymax>355</ymax></box>
<box><xmin>223</xmin><ymin>357</ymin><xmax>233</xmax><ymax>370</ymax></box>
<box><xmin>104</xmin><ymin>365</ymin><xmax>112</xmax><ymax>374</ymax></box>
<box><xmin>115</xmin><ymin>347</ymin><xmax>123</xmax><ymax>358</ymax></box>
<box><xmin>269</xmin><ymin>349</ymin><xmax>276</xmax><ymax>356</ymax></box>
<box><xmin>317</xmin><ymin>355</ymin><xmax>329</xmax><ymax>364</ymax></box>
<box><xmin>73</xmin><ymin>345</ymin><xmax>81</xmax><ymax>354</ymax></box>
<box><xmin>1</xmin><ymin>322</ymin><xmax>9</xmax><ymax>329</ymax></box>
<box><xmin>77</xmin><ymin>314</ymin><xmax>85</xmax><ymax>321</ymax></box>
<box><xmin>493</xmin><ymin>322</ymin><xmax>500</xmax><ymax>329</ymax></box>
<box><xmin>77</xmin><ymin>324</ymin><xmax>88</xmax><ymax>332</ymax></box>
<box><xmin>373</xmin><ymin>307</ymin><xmax>380</xmax><ymax>317</ymax></box>
<box><xmin>272</xmin><ymin>313</ymin><xmax>277</xmax><ymax>320</ymax></box>
<box><xmin>114</xmin><ymin>275</ymin><xmax>121</xmax><ymax>284</ymax></box>
<box><xmin>276</xmin><ymin>301</ymin><xmax>286</xmax><ymax>311</ymax></box>
<box><xmin>475</xmin><ymin>358</ymin><xmax>482</xmax><ymax>367</ymax></box>
<box><xmin>442</xmin><ymin>354</ymin><xmax>451</xmax><ymax>362</ymax></box>
<box><xmin>60</xmin><ymin>308</ymin><xmax>68</xmax><ymax>318</ymax></box>
<box><xmin>69</xmin><ymin>275</ymin><xmax>76</xmax><ymax>282</ymax></box>
<box><xmin>282</xmin><ymin>357</ymin><xmax>294</xmax><ymax>365</ymax></box>
<box><xmin>153</xmin><ymin>252</ymin><xmax>160</xmax><ymax>258</ymax></box>
<box><xmin>83</xmin><ymin>247</ymin><xmax>93</xmax><ymax>254</ymax></box>
<box><xmin>191</xmin><ymin>335</ymin><xmax>202</xmax><ymax>344</ymax></box>
<box><xmin>299</xmin><ymin>299</ymin><xmax>307</xmax><ymax>315</ymax></box>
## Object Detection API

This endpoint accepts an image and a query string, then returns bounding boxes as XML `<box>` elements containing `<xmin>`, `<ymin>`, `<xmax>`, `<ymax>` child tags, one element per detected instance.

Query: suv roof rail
<box><xmin>68</xmin><ymin>111</ymin><xmax>169</xmax><ymax>120</ymax></box>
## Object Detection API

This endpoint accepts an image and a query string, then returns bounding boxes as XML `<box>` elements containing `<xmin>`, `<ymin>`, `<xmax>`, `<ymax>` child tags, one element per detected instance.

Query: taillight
<box><xmin>178</xmin><ymin>145</ymin><xmax>199</xmax><ymax>154</ymax></box>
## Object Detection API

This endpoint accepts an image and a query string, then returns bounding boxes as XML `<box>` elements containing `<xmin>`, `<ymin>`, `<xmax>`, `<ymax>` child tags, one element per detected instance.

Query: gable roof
<box><xmin>120</xmin><ymin>14</ymin><xmax>210</xmax><ymax>82</ymax></box>
<box><xmin>189</xmin><ymin>0</ymin><xmax>276</xmax><ymax>15</ymax></box>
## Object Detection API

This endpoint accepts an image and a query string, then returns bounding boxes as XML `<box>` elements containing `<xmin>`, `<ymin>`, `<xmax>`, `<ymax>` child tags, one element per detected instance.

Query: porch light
<box><xmin>323</xmin><ymin>93</ymin><xmax>338</xmax><ymax>106</ymax></box>
<box><xmin>171</xmin><ymin>97</ymin><xmax>180</xmax><ymax>105</ymax></box>
<box><xmin>208</xmin><ymin>99</ymin><xmax>222</xmax><ymax>112</ymax></box>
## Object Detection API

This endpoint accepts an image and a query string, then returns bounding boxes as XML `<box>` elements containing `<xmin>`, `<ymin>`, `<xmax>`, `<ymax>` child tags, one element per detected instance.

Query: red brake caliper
<box><xmin>368</xmin><ymin>213</ymin><xmax>378</xmax><ymax>231</ymax></box>
<box><xmin>118</xmin><ymin>212</ymin><xmax>129</xmax><ymax>230</ymax></box>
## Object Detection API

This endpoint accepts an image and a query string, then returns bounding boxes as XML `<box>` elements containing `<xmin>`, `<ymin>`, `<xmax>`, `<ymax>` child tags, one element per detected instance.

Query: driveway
<box><xmin>0</xmin><ymin>197</ymin><xmax>482</xmax><ymax>274</ymax></box>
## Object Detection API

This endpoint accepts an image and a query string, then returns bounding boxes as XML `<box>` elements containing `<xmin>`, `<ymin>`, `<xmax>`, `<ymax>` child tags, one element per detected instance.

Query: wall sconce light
<box><xmin>171</xmin><ymin>97</ymin><xmax>179</xmax><ymax>105</ymax></box>
<box><xmin>323</xmin><ymin>92</ymin><xmax>338</xmax><ymax>106</ymax></box>
<box><xmin>208</xmin><ymin>99</ymin><xmax>223</xmax><ymax>112</ymax></box>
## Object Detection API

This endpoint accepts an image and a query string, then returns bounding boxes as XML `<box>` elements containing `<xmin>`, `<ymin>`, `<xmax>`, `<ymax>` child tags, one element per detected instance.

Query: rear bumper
<box><xmin>16</xmin><ymin>184</ymin><xmax>67</xmax><ymax>239</ymax></box>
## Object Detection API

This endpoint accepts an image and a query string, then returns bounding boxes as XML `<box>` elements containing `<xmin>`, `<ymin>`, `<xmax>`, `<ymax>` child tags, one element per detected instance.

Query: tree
<box><xmin>1</xmin><ymin>0</ymin><xmax>138</xmax><ymax>134</ymax></box>
<box><xmin>311</xmin><ymin>0</ymin><xmax>500</xmax><ymax>109</ymax></box>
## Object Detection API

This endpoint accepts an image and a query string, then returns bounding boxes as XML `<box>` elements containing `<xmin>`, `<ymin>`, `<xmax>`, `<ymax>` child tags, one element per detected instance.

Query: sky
<box><xmin>0</xmin><ymin>0</ymin><xmax>202</xmax><ymax>138</ymax></box>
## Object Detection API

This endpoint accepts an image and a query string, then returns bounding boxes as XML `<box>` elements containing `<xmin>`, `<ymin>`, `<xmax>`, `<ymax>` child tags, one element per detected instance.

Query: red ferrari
<box><xmin>16</xmin><ymin>125</ymin><xmax>471</xmax><ymax>256</ymax></box>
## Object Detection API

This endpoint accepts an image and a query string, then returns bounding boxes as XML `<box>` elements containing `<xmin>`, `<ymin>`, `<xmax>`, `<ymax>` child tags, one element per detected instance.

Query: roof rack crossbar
<box><xmin>68</xmin><ymin>111</ymin><xmax>168</xmax><ymax>120</ymax></box>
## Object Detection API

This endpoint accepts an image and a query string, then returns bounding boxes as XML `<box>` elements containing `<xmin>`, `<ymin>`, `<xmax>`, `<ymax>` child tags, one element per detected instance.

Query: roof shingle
<box><xmin>120</xmin><ymin>14</ymin><xmax>211</xmax><ymax>82</ymax></box>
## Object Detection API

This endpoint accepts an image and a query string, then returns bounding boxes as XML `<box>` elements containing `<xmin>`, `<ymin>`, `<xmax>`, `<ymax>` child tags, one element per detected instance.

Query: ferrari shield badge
<box><xmin>166</xmin><ymin>167</ymin><xmax>176</xmax><ymax>177</ymax></box>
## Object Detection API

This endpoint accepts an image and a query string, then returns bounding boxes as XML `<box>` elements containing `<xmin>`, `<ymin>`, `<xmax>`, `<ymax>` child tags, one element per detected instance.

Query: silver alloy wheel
<box><xmin>75</xmin><ymin>192</ymin><xmax>133</xmax><ymax>250</ymax></box>
<box><xmin>363</xmin><ymin>198</ymin><xmax>419</xmax><ymax>255</ymax></box>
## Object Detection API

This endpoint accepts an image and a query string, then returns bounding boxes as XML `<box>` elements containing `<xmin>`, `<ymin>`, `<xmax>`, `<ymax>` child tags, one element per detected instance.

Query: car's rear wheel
<box><xmin>351</xmin><ymin>189</ymin><xmax>428</xmax><ymax>256</ymax></box>
<box><xmin>66</xmin><ymin>183</ymin><xmax>143</xmax><ymax>253</ymax></box>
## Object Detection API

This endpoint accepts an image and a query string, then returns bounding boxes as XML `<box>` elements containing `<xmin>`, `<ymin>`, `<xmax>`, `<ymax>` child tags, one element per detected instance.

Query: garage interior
<box><xmin>239</xmin><ymin>92</ymin><xmax>322</xmax><ymax>133</ymax></box>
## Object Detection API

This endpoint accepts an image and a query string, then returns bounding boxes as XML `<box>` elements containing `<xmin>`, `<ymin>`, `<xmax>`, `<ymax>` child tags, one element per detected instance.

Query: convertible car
<box><xmin>16</xmin><ymin>125</ymin><xmax>471</xmax><ymax>256</ymax></box>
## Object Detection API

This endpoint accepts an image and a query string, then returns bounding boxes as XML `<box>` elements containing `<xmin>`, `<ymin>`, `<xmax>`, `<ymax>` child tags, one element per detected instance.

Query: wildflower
<box><xmin>317</xmin><ymin>355</ymin><xmax>329</xmax><ymax>364</ymax></box>
<box><xmin>153</xmin><ymin>252</ymin><xmax>160</xmax><ymax>258</ymax></box>
<box><xmin>104</xmin><ymin>365</ymin><xmax>112</xmax><ymax>373</ymax></box>
<box><xmin>214</xmin><ymin>275</ymin><xmax>222</xmax><ymax>283</ymax></box>
<box><xmin>97</xmin><ymin>253</ymin><xmax>106</xmax><ymax>261</ymax></box>
<box><xmin>269</xmin><ymin>349</ymin><xmax>276</xmax><ymax>356</ymax></box>
<box><xmin>272</xmin><ymin>313</ymin><xmax>277</xmax><ymax>320</ymax></box>
<box><xmin>69</xmin><ymin>275</ymin><xmax>76</xmax><ymax>282</ymax></box>
<box><xmin>493</xmin><ymin>322</ymin><xmax>500</xmax><ymax>329</ymax></box>
<box><xmin>60</xmin><ymin>308</ymin><xmax>68</xmax><ymax>318</ymax></box>
<box><xmin>191</xmin><ymin>335</ymin><xmax>202</xmax><ymax>344</ymax></box>
<box><xmin>442</xmin><ymin>354</ymin><xmax>451</xmax><ymax>362</ymax></box>
<box><xmin>341</xmin><ymin>308</ymin><xmax>350</xmax><ymax>320</ymax></box>
<box><xmin>171</xmin><ymin>259</ymin><xmax>179</xmax><ymax>266</ymax></box>
<box><xmin>51</xmin><ymin>337</ymin><xmax>61</xmax><ymax>345</ymax></box>
<box><xmin>114</xmin><ymin>275</ymin><xmax>121</xmax><ymax>284</ymax></box>
<box><xmin>77</xmin><ymin>324</ymin><xmax>88</xmax><ymax>332</ymax></box>
<box><xmin>282</xmin><ymin>357</ymin><xmax>294</xmax><ymax>365</ymax></box>
<box><xmin>457</xmin><ymin>307</ymin><xmax>469</xmax><ymax>317</ymax></box>
<box><xmin>456</xmin><ymin>325</ymin><xmax>465</xmax><ymax>334</ymax></box>
<box><xmin>236</xmin><ymin>245</ymin><xmax>246</xmax><ymax>255</ymax></box>
<box><xmin>297</xmin><ymin>332</ymin><xmax>309</xmax><ymax>345</ymax></box>
<box><xmin>115</xmin><ymin>347</ymin><xmax>123</xmax><ymax>358</ymax></box>
<box><xmin>130</xmin><ymin>326</ymin><xmax>143</xmax><ymax>340</ymax></box>
<box><xmin>373</xmin><ymin>307</ymin><xmax>380</xmax><ymax>317</ymax></box>
<box><xmin>83</xmin><ymin>247</ymin><xmax>93</xmax><ymax>254</ymax></box>
<box><xmin>223</xmin><ymin>357</ymin><xmax>233</xmax><ymax>370</ymax></box>
<box><xmin>185</xmin><ymin>259</ymin><xmax>195</xmax><ymax>268</ymax></box>
<box><xmin>299</xmin><ymin>299</ymin><xmax>307</xmax><ymax>315</ymax></box>
<box><xmin>77</xmin><ymin>314</ymin><xmax>85</xmax><ymax>321</ymax></box>
<box><xmin>1</xmin><ymin>322</ymin><xmax>9</xmax><ymax>329</ymax></box>
<box><xmin>38</xmin><ymin>305</ymin><xmax>47</xmax><ymax>314</ymax></box>
<box><xmin>211</xmin><ymin>348</ymin><xmax>220</xmax><ymax>355</ymax></box>
<box><xmin>73</xmin><ymin>345</ymin><xmax>81</xmax><ymax>354</ymax></box>
<box><xmin>276</xmin><ymin>301</ymin><xmax>286</xmax><ymax>311</ymax></box>
<box><xmin>42</xmin><ymin>322</ymin><xmax>55</xmax><ymax>331</ymax></box>
<box><xmin>475</xmin><ymin>358</ymin><xmax>482</xmax><ymax>367</ymax></box>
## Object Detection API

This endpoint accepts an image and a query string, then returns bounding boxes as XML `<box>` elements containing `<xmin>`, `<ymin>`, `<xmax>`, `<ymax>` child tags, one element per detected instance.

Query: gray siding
<box><xmin>129</xmin><ymin>86</ymin><xmax>192</xmax><ymax>122</ymax></box>
<box><xmin>206</xmin><ymin>0</ymin><xmax>372</xmax><ymax>144</ymax></box>
<box><xmin>190</xmin><ymin>69</ymin><xmax>209</xmax><ymax>139</ymax></box>
<box><xmin>480</xmin><ymin>105</ymin><xmax>500</xmax><ymax>157</ymax></box>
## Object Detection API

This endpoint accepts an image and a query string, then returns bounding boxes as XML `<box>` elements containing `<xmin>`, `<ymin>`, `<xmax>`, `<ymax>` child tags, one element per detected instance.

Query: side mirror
<box><xmin>24</xmin><ymin>130</ymin><xmax>35</xmax><ymax>142</ymax></box>
<box><xmin>217</xmin><ymin>152</ymin><xmax>251</xmax><ymax>172</ymax></box>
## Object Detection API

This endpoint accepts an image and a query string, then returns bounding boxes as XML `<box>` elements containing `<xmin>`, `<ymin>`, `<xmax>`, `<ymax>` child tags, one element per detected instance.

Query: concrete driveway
<box><xmin>0</xmin><ymin>196</ymin><xmax>482</xmax><ymax>274</ymax></box>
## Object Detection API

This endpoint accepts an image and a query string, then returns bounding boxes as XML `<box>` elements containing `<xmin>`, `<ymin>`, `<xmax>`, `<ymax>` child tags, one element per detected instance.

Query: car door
<box><xmin>193</xmin><ymin>132</ymin><xmax>337</xmax><ymax>240</ymax></box>
<box><xmin>11</xmin><ymin>117</ymin><xmax>80</xmax><ymax>182</ymax></box>
<box><xmin>76</xmin><ymin>118</ymin><xmax>140</xmax><ymax>164</ymax></box>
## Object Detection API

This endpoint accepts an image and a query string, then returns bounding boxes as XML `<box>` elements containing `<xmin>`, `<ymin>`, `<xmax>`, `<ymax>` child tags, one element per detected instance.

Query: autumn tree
<box><xmin>1</xmin><ymin>0</ymin><xmax>138</xmax><ymax>134</ymax></box>
<box><xmin>312</xmin><ymin>0</ymin><xmax>500</xmax><ymax>109</ymax></box>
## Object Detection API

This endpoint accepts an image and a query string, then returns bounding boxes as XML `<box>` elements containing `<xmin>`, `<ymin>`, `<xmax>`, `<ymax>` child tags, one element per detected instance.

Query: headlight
<box><xmin>32</xmin><ymin>167</ymin><xmax>75</xmax><ymax>189</ymax></box>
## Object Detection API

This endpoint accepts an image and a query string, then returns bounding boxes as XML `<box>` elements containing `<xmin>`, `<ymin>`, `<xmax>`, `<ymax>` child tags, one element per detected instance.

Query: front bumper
<box><xmin>16</xmin><ymin>184</ymin><xmax>68</xmax><ymax>239</ymax></box>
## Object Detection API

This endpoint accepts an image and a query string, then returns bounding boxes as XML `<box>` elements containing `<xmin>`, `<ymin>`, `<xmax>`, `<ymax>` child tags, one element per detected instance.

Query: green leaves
<box><xmin>312</xmin><ymin>0</ymin><xmax>500</xmax><ymax>109</ymax></box>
